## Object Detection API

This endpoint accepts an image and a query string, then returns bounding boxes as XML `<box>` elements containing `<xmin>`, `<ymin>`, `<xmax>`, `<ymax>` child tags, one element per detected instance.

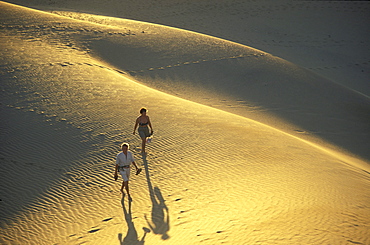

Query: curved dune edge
<box><xmin>1</xmin><ymin>1</ymin><xmax>369</xmax><ymax>168</ymax></box>
<box><xmin>12</xmin><ymin>0</ymin><xmax>369</xmax><ymax>94</ymax></box>
<box><xmin>6</xmin><ymin>2</ymin><xmax>370</xmax><ymax>162</ymax></box>
<box><xmin>1</xmin><ymin>2</ymin><xmax>369</xmax><ymax>245</ymax></box>
<box><xmin>52</xmin><ymin>10</ymin><xmax>370</xmax><ymax>163</ymax></box>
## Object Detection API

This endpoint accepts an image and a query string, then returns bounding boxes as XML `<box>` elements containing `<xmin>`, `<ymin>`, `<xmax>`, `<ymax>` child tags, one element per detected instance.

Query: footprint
<box><xmin>88</xmin><ymin>228</ymin><xmax>100</xmax><ymax>233</ymax></box>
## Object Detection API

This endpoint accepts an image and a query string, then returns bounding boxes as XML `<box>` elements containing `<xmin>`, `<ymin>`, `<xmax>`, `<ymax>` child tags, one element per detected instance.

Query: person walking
<box><xmin>133</xmin><ymin>108</ymin><xmax>153</xmax><ymax>155</ymax></box>
<box><xmin>114</xmin><ymin>143</ymin><xmax>141</xmax><ymax>201</ymax></box>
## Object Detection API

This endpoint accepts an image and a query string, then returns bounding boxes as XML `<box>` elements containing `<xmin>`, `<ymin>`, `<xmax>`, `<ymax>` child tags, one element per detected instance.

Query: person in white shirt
<box><xmin>114</xmin><ymin>143</ymin><xmax>141</xmax><ymax>201</ymax></box>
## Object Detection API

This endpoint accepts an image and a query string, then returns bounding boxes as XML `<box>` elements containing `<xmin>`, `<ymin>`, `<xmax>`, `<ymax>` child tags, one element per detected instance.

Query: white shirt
<box><xmin>116</xmin><ymin>151</ymin><xmax>135</xmax><ymax>166</ymax></box>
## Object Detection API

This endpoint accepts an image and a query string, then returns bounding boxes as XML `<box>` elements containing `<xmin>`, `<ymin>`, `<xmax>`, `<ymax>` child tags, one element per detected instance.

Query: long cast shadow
<box><xmin>118</xmin><ymin>197</ymin><xmax>150</xmax><ymax>245</ymax></box>
<box><xmin>142</xmin><ymin>157</ymin><xmax>170</xmax><ymax>240</ymax></box>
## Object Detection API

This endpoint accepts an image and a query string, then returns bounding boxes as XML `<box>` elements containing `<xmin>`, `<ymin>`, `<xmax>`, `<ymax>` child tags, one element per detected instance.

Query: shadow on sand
<box><xmin>143</xmin><ymin>156</ymin><xmax>170</xmax><ymax>240</ymax></box>
<box><xmin>118</xmin><ymin>156</ymin><xmax>170</xmax><ymax>244</ymax></box>
<box><xmin>118</xmin><ymin>196</ymin><xmax>150</xmax><ymax>245</ymax></box>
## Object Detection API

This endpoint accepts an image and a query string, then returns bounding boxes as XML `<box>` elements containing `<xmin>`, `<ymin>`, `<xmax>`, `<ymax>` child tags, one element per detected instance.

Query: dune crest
<box><xmin>46</xmin><ymin>10</ymin><xmax>370</xmax><ymax>163</ymax></box>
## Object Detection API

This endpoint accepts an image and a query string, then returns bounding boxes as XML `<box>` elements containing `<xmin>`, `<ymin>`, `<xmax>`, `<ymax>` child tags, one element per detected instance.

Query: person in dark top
<box><xmin>133</xmin><ymin>108</ymin><xmax>153</xmax><ymax>155</ymax></box>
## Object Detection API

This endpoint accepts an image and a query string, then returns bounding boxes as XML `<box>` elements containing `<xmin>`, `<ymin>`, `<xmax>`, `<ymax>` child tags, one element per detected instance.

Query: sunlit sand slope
<box><xmin>0</xmin><ymin>2</ymin><xmax>369</xmax><ymax>245</ymax></box>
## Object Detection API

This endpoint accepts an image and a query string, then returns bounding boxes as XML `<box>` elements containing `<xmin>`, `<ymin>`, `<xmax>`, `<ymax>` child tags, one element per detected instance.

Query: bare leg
<box><xmin>124</xmin><ymin>181</ymin><xmax>132</xmax><ymax>201</ymax></box>
<box><xmin>141</xmin><ymin>137</ymin><xmax>146</xmax><ymax>154</ymax></box>
<box><xmin>120</xmin><ymin>181</ymin><xmax>125</xmax><ymax>194</ymax></box>
<box><xmin>124</xmin><ymin>181</ymin><xmax>130</xmax><ymax>195</ymax></box>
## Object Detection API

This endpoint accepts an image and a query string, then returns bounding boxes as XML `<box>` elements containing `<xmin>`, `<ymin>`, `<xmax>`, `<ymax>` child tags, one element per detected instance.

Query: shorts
<box><xmin>120</xmin><ymin>167</ymin><xmax>131</xmax><ymax>182</ymax></box>
<box><xmin>138</xmin><ymin>126</ymin><xmax>150</xmax><ymax>138</ymax></box>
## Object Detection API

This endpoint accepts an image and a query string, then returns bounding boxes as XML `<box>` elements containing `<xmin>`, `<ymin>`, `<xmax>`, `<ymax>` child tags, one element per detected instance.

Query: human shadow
<box><xmin>118</xmin><ymin>196</ymin><xmax>150</xmax><ymax>245</ymax></box>
<box><xmin>142</xmin><ymin>157</ymin><xmax>170</xmax><ymax>240</ymax></box>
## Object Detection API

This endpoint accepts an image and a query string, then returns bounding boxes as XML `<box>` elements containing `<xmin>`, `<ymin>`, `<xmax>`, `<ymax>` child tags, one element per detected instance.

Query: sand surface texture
<box><xmin>1</xmin><ymin>1</ymin><xmax>369</xmax><ymax>244</ymax></box>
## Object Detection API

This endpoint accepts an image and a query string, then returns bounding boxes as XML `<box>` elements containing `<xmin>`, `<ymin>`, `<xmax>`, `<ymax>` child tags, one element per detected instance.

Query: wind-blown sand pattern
<box><xmin>0</xmin><ymin>1</ymin><xmax>369</xmax><ymax>244</ymax></box>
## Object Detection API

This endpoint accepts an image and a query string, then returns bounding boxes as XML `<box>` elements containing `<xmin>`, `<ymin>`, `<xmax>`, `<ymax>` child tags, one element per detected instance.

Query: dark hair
<box><xmin>121</xmin><ymin>143</ymin><xmax>129</xmax><ymax>149</ymax></box>
<box><xmin>140</xmin><ymin>108</ymin><xmax>147</xmax><ymax>114</ymax></box>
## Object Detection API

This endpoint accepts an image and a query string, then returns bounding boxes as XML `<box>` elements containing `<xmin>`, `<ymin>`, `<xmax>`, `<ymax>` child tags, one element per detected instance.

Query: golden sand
<box><xmin>0</xmin><ymin>1</ymin><xmax>369</xmax><ymax>244</ymax></box>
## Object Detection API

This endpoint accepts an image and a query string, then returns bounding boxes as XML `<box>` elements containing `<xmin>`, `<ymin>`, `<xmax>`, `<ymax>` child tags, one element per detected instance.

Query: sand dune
<box><xmin>1</xmin><ymin>1</ymin><xmax>369</xmax><ymax>245</ymax></box>
<box><xmin>16</xmin><ymin>9</ymin><xmax>368</xmax><ymax>163</ymax></box>
<box><xmin>73</xmin><ymin>11</ymin><xmax>370</xmax><ymax>162</ymax></box>
<box><xmin>8</xmin><ymin>0</ymin><xmax>370</xmax><ymax>96</ymax></box>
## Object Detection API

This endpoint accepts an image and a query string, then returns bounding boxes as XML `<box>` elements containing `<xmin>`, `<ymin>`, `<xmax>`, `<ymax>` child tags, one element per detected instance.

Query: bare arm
<box><xmin>133</xmin><ymin>117</ymin><xmax>139</xmax><ymax>134</ymax></box>
<box><xmin>132</xmin><ymin>161</ymin><xmax>139</xmax><ymax>170</ymax></box>
<box><xmin>114</xmin><ymin>164</ymin><xmax>119</xmax><ymax>180</ymax></box>
<box><xmin>148</xmin><ymin>116</ymin><xmax>153</xmax><ymax>134</ymax></box>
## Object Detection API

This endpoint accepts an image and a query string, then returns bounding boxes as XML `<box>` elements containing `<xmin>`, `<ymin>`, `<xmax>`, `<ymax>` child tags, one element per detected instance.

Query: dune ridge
<box><xmin>1</xmin><ymin>1</ymin><xmax>369</xmax><ymax>245</ymax></box>
<box><xmin>44</xmin><ymin>10</ymin><xmax>370</xmax><ymax>162</ymax></box>
<box><xmin>7</xmin><ymin>0</ymin><xmax>369</xmax><ymax>96</ymax></box>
